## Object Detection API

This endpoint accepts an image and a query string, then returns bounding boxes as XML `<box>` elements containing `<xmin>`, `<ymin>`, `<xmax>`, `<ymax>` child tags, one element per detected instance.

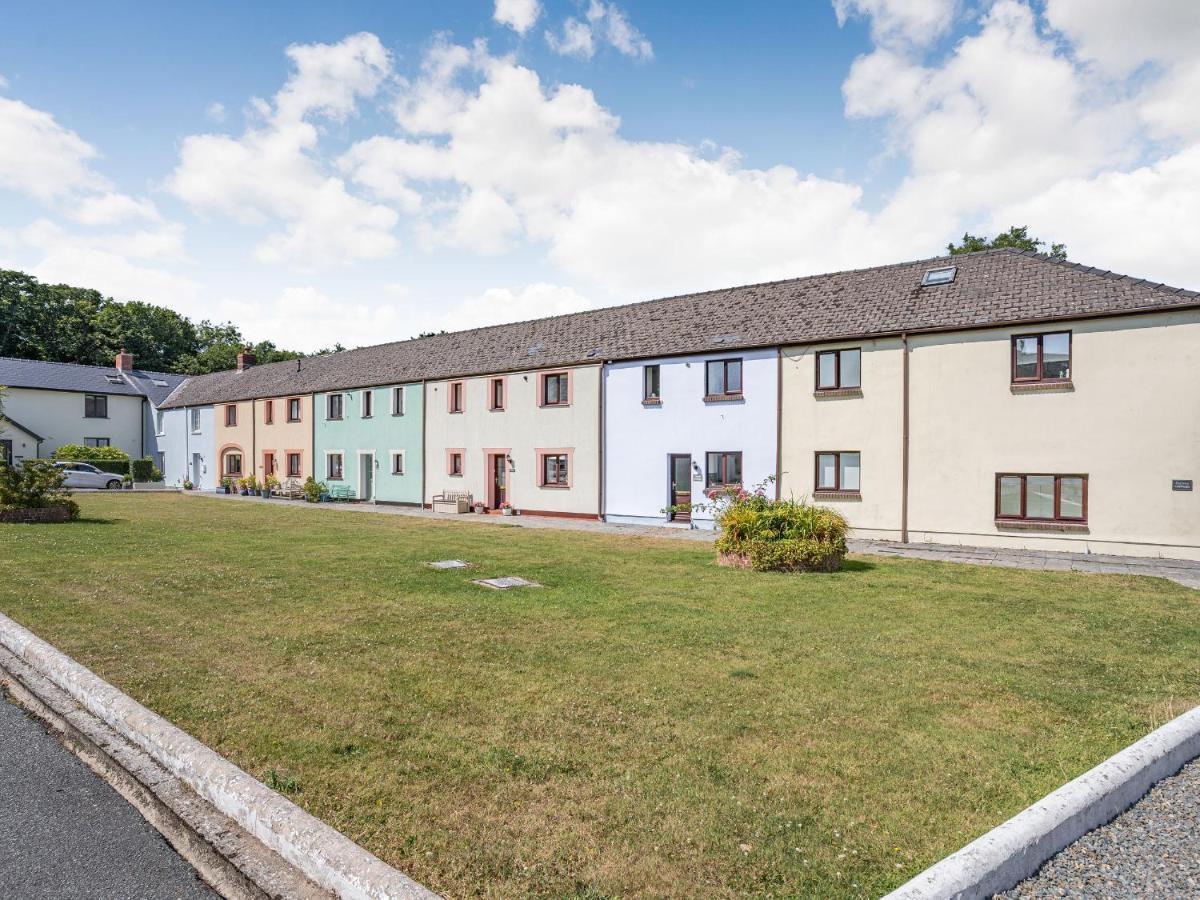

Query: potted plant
<box><xmin>302</xmin><ymin>476</ymin><xmax>324</xmax><ymax>503</ymax></box>
<box><xmin>122</xmin><ymin>473</ymin><xmax>133</xmax><ymax>490</ymax></box>
<box><xmin>182</xmin><ymin>478</ymin><xmax>194</xmax><ymax>491</ymax></box>
<box><xmin>247</xmin><ymin>475</ymin><xmax>259</xmax><ymax>496</ymax></box>
<box><xmin>264</xmin><ymin>473</ymin><xmax>280</xmax><ymax>498</ymax></box>
<box><xmin>474</xmin><ymin>500</ymin><xmax>486</xmax><ymax>514</ymax></box>
<box><xmin>236</xmin><ymin>476</ymin><xmax>249</xmax><ymax>495</ymax></box>
<box><xmin>220</xmin><ymin>476</ymin><xmax>233</xmax><ymax>495</ymax></box>
<box><xmin>500</xmin><ymin>501</ymin><xmax>514</xmax><ymax>516</ymax></box>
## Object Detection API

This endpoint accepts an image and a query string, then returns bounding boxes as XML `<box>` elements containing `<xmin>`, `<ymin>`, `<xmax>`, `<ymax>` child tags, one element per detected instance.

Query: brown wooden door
<box><xmin>263</xmin><ymin>452</ymin><xmax>275</xmax><ymax>477</ymax></box>
<box><xmin>490</xmin><ymin>454</ymin><xmax>507</xmax><ymax>509</ymax></box>
<box><xmin>669</xmin><ymin>454</ymin><xmax>692</xmax><ymax>522</ymax></box>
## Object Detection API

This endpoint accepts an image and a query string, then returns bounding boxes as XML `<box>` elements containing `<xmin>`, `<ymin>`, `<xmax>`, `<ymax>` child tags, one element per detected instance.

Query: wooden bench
<box><xmin>432</xmin><ymin>490</ymin><xmax>473</xmax><ymax>514</ymax></box>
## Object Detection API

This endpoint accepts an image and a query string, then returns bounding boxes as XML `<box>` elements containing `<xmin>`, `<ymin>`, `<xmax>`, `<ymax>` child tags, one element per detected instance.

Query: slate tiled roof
<box><xmin>0</xmin><ymin>357</ymin><xmax>186</xmax><ymax>406</ymax></box>
<box><xmin>160</xmin><ymin>249</ymin><xmax>1199</xmax><ymax>408</ymax></box>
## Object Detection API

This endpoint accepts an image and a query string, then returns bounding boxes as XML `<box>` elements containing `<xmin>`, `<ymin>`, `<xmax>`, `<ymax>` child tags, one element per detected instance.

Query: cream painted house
<box><xmin>424</xmin><ymin>365</ymin><xmax>602</xmax><ymax>516</ymax></box>
<box><xmin>256</xmin><ymin>393</ymin><xmax>312</xmax><ymax>484</ymax></box>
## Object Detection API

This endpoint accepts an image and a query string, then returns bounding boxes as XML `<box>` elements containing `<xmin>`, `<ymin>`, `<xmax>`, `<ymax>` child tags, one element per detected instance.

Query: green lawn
<box><xmin>2</xmin><ymin>495</ymin><xmax>1197</xmax><ymax>898</ymax></box>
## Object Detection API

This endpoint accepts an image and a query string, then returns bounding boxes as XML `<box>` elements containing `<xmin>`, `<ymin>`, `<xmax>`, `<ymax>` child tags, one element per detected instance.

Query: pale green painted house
<box><xmin>313</xmin><ymin>383</ymin><xmax>423</xmax><ymax>504</ymax></box>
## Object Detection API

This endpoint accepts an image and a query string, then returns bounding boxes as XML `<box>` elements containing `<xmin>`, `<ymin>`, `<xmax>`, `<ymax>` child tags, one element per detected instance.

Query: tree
<box><xmin>947</xmin><ymin>226</ymin><xmax>1066</xmax><ymax>261</ymax></box>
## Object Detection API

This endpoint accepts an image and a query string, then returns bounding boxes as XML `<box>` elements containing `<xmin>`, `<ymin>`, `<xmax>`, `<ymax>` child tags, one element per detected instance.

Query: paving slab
<box><xmin>0</xmin><ymin>693</ymin><xmax>216</xmax><ymax>900</ymax></box>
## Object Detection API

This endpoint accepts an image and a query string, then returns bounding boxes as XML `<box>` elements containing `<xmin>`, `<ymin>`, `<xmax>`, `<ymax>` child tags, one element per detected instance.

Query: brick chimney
<box><xmin>114</xmin><ymin>348</ymin><xmax>134</xmax><ymax>372</ymax></box>
<box><xmin>236</xmin><ymin>347</ymin><xmax>256</xmax><ymax>372</ymax></box>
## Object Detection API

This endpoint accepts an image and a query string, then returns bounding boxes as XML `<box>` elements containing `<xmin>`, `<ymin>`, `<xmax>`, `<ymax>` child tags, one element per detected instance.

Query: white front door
<box><xmin>192</xmin><ymin>453</ymin><xmax>202</xmax><ymax>486</ymax></box>
<box><xmin>359</xmin><ymin>453</ymin><xmax>374</xmax><ymax>501</ymax></box>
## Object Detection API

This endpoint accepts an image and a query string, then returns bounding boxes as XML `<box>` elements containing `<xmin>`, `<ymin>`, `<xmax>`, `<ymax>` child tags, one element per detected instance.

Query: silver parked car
<box><xmin>55</xmin><ymin>462</ymin><xmax>125</xmax><ymax>490</ymax></box>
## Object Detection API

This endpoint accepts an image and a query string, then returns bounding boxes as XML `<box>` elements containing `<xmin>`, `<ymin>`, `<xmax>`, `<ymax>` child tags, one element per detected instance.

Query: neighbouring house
<box><xmin>603</xmin><ymin>349</ymin><xmax>779</xmax><ymax>528</ymax></box>
<box><xmin>314</xmin><ymin>383</ymin><xmax>423</xmax><ymax>503</ymax></box>
<box><xmin>0</xmin><ymin>351</ymin><xmax>185</xmax><ymax>466</ymax></box>
<box><xmin>255</xmin><ymin>391</ymin><xmax>313</xmax><ymax>487</ymax></box>
<box><xmin>424</xmin><ymin>364</ymin><xmax>602</xmax><ymax>516</ymax></box>
<box><xmin>158</xmin><ymin>404</ymin><xmax>216</xmax><ymax>490</ymax></box>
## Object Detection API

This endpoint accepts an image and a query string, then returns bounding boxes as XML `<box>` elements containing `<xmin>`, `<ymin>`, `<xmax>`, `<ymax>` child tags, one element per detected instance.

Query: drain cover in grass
<box><xmin>474</xmin><ymin>576</ymin><xmax>541</xmax><ymax>590</ymax></box>
<box><xmin>428</xmin><ymin>559</ymin><xmax>472</xmax><ymax>569</ymax></box>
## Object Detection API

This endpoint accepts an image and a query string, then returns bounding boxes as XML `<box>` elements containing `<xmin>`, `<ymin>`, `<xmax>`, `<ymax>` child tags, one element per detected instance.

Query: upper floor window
<box><xmin>705</xmin><ymin>451</ymin><xmax>743</xmax><ymax>488</ymax></box>
<box><xmin>190</xmin><ymin>409</ymin><xmax>201</xmax><ymax>433</ymax></box>
<box><xmin>327</xmin><ymin>393</ymin><xmax>344</xmax><ymax>420</ymax></box>
<box><xmin>362</xmin><ymin>389</ymin><xmax>373</xmax><ymax>418</ymax></box>
<box><xmin>287</xmin><ymin>398</ymin><xmax>301</xmax><ymax>422</ymax></box>
<box><xmin>264</xmin><ymin>400</ymin><xmax>274</xmax><ymax>425</ymax></box>
<box><xmin>705</xmin><ymin>359</ymin><xmax>743</xmax><ymax>399</ymax></box>
<box><xmin>1012</xmin><ymin>331</ymin><xmax>1071</xmax><ymax>383</ymax></box>
<box><xmin>542</xmin><ymin>372</ymin><xmax>569</xmax><ymax>406</ymax></box>
<box><xmin>996</xmin><ymin>473</ymin><xmax>1087</xmax><ymax>523</ymax></box>
<box><xmin>490</xmin><ymin>377</ymin><xmax>506</xmax><ymax>411</ymax></box>
<box><xmin>392</xmin><ymin>387</ymin><xmax>405</xmax><ymax>416</ymax></box>
<box><xmin>816</xmin><ymin>451</ymin><xmax>860</xmax><ymax>493</ymax></box>
<box><xmin>155</xmin><ymin>410</ymin><xmax>165</xmax><ymax>434</ymax></box>
<box><xmin>815</xmin><ymin>348</ymin><xmax>861</xmax><ymax>391</ymax></box>
<box><xmin>84</xmin><ymin>394</ymin><xmax>108</xmax><ymax>418</ymax></box>
<box><xmin>449</xmin><ymin>381</ymin><xmax>464</xmax><ymax>413</ymax></box>
<box><xmin>224</xmin><ymin>404</ymin><xmax>237</xmax><ymax>427</ymax></box>
<box><xmin>643</xmin><ymin>365</ymin><xmax>661</xmax><ymax>403</ymax></box>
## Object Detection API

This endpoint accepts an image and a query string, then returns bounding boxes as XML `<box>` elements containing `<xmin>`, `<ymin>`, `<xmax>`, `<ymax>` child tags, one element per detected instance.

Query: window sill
<box><xmin>286</xmin><ymin>420</ymin><xmax>301</xmax><ymax>424</ymax></box>
<box><xmin>488</xmin><ymin>407</ymin><xmax>505</xmax><ymax>413</ymax></box>
<box><xmin>539</xmin><ymin>483</ymin><xmax>570</xmax><ymax>489</ymax></box>
<box><xmin>1010</xmin><ymin>381</ymin><xmax>1074</xmax><ymax>394</ymax></box>
<box><xmin>327</xmin><ymin>417</ymin><xmax>343</xmax><ymax>421</ymax></box>
<box><xmin>361</xmin><ymin>415</ymin><xmax>373</xmax><ymax>420</ymax></box>
<box><xmin>703</xmin><ymin>393</ymin><xmax>744</xmax><ymax>403</ymax></box>
<box><xmin>539</xmin><ymin>403</ymin><xmax>571</xmax><ymax>409</ymax></box>
<box><xmin>448</xmin><ymin>473</ymin><xmax>463</xmax><ymax>478</ymax></box>
<box><xmin>391</xmin><ymin>412</ymin><xmax>406</xmax><ymax>417</ymax></box>
<box><xmin>814</xmin><ymin>490</ymin><xmax>861</xmax><ymax>501</ymax></box>
<box><xmin>448</xmin><ymin>410</ymin><xmax>464</xmax><ymax>415</ymax></box>
<box><xmin>814</xmin><ymin>388</ymin><xmax>863</xmax><ymax>399</ymax></box>
<box><xmin>641</xmin><ymin>398</ymin><xmax>662</xmax><ymax>407</ymax></box>
<box><xmin>995</xmin><ymin>518</ymin><xmax>1089</xmax><ymax>533</ymax></box>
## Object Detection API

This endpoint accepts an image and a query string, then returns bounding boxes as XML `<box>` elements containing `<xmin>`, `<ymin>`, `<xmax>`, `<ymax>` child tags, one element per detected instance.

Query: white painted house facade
<box><xmin>158</xmin><ymin>405</ymin><xmax>216</xmax><ymax>490</ymax></box>
<box><xmin>603</xmin><ymin>348</ymin><xmax>779</xmax><ymax>528</ymax></box>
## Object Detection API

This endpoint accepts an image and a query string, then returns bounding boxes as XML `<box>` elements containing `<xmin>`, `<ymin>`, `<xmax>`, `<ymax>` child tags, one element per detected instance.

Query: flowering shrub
<box><xmin>0</xmin><ymin>459</ymin><xmax>80</xmax><ymax>521</ymax></box>
<box><xmin>706</xmin><ymin>480</ymin><xmax>848</xmax><ymax>573</ymax></box>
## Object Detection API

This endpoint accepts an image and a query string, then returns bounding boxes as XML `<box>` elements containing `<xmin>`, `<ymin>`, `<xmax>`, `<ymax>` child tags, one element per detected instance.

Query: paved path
<box><xmin>187</xmin><ymin>492</ymin><xmax>1200</xmax><ymax>589</ymax></box>
<box><xmin>1000</xmin><ymin>756</ymin><xmax>1200</xmax><ymax>898</ymax></box>
<box><xmin>0</xmin><ymin>693</ymin><xmax>216</xmax><ymax>900</ymax></box>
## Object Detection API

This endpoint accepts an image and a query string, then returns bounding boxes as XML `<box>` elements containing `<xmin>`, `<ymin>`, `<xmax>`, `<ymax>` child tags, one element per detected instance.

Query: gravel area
<box><xmin>999</xmin><ymin>756</ymin><xmax>1200</xmax><ymax>899</ymax></box>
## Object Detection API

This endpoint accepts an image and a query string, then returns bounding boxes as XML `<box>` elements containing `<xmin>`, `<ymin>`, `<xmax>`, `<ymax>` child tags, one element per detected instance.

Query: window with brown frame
<box><xmin>392</xmin><ymin>387</ymin><xmax>405</xmax><ymax>416</ymax></box>
<box><xmin>643</xmin><ymin>365</ymin><xmax>661</xmax><ymax>402</ymax></box>
<box><xmin>1012</xmin><ymin>331</ymin><xmax>1071</xmax><ymax>383</ymax></box>
<box><xmin>543</xmin><ymin>372</ymin><xmax>569</xmax><ymax>406</ymax></box>
<box><xmin>287</xmin><ymin>453</ymin><xmax>302</xmax><ymax>478</ymax></box>
<box><xmin>326</xmin><ymin>452</ymin><xmax>344</xmax><ymax>480</ymax></box>
<box><xmin>449</xmin><ymin>451</ymin><xmax>464</xmax><ymax>476</ymax></box>
<box><xmin>449</xmin><ymin>381</ymin><xmax>464</xmax><ymax>413</ymax></box>
<box><xmin>996</xmin><ymin>473</ymin><xmax>1087</xmax><ymax>522</ymax></box>
<box><xmin>223</xmin><ymin>451</ymin><xmax>242</xmax><ymax>476</ymax></box>
<box><xmin>705</xmin><ymin>359</ymin><xmax>743</xmax><ymax>398</ymax></box>
<box><xmin>541</xmin><ymin>453</ymin><xmax>569</xmax><ymax>487</ymax></box>
<box><xmin>392</xmin><ymin>452</ymin><xmax>405</xmax><ymax>475</ymax></box>
<box><xmin>287</xmin><ymin>398</ymin><xmax>301</xmax><ymax>422</ymax></box>
<box><xmin>705</xmin><ymin>451</ymin><xmax>742</xmax><ymax>488</ymax></box>
<box><xmin>264</xmin><ymin>400</ymin><xmax>274</xmax><ymax>425</ymax></box>
<box><xmin>361</xmin><ymin>389</ymin><xmax>373</xmax><ymax>418</ymax></box>
<box><xmin>815</xmin><ymin>348</ymin><xmax>861</xmax><ymax>391</ymax></box>
<box><xmin>224</xmin><ymin>404</ymin><xmax>237</xmax><ymax>427</ymax></box>
<box><xmin>490</xmin><ymin>377</ymin><xmax>505</xmax><ymax>411</ymax></box>
<box><xmin>815</xmin><ymin>451</ymin><xmax>861</xmax><ymax>493</ymax></box>
<box><xmin>327</xmin><ymin>393</ymin><xmax>344</xmax><ymax>420</ymax></box>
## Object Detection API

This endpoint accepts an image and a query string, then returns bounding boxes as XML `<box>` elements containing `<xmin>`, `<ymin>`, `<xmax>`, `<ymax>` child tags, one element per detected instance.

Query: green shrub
<box><xmin>52</xmin><ymin>444</ymin><xmax>130</xmax><ymax>462</ymax></box>
<box><xmin>302</xmin><ymin>476</ymin><xmax>325</xmax><ymax>502</ymax></box>
<box><xmin>0</xmin><ymin>459</ymin><xmax>79</xmax><ymax>519</ymax></box>
<box><xmin>130</xmin><ymin>457</ymin><xmax>163</xmax><ymax>482</ymax></box>
<box><xmin>707</xmin><ymin>482</ymin><xmax>848</xmax><ymax>573</ymax></box>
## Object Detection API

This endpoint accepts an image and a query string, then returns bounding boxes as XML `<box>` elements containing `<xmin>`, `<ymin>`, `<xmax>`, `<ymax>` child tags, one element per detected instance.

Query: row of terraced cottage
<box><xmin>22</xmin><ymin>249</ymin><xmax>1200</xmax><ymax>559</ymax></box>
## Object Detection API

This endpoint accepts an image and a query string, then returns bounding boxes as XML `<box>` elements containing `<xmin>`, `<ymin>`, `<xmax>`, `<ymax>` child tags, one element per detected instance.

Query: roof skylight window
<box><xmin>922</xmin><ymin>266</ymin><xmax>957</xmax><ymax>286</ymax></box>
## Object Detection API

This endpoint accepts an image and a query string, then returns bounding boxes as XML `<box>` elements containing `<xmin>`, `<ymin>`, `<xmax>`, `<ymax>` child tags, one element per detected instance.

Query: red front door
<box><xmin>263</xmin><ymin>452</ymin><xmax>275</xmax><ymax>478</ymax></box>
<box><xmin>490</xmin><ymin>454</ymin><xmax>507</xmax><ymax>510</ymax></box>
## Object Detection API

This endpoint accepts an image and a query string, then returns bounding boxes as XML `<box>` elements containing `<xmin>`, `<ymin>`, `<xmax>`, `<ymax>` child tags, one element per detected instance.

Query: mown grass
<box><xmin>1</xmin><ymin>494</ymin><xmax>1197</xmax><ymax>898</ymax></box>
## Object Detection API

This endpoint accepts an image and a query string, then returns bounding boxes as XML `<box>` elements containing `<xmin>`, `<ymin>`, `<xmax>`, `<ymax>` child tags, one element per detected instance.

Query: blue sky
<box><xmin>2</xmin><ymin>1</ymin><xmax>1198</xmax><ymax>350</ymax></box>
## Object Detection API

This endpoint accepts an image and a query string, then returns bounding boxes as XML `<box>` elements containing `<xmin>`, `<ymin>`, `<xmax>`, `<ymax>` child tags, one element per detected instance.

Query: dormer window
<box><xmin>922</xmin><ymin>266</ymin><xmax>956</xmax><ymax>286</ymax></box>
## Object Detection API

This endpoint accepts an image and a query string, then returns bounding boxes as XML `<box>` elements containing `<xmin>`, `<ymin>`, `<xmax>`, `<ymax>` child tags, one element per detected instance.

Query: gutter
<box><xmin>901</xmin><ymin>332</ymin><xmax>910</xmax><ymax>544</ymax></box>
<box><xmin>598</xmin><ymin>363</ymin><xmax>607</xmax><ymax>520</ymax></box>
<box><xmin>419</xmin><ymin>380</ymin><xmax>427</xmax><ymax>508</ymax></box>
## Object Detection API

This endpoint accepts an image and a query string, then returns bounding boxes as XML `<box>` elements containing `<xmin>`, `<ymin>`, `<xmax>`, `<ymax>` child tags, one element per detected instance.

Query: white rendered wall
<box><xmin>160</xmin><ymin>406</ymin><xmax>216</xmax><ymax>490</ymax></box>
<box><xmin>603</xmin><ymin>349</ymin><xmax>779</xmax><ymax>527</ymax></box>
<box><xmin>2</xmin><ymin>387</ymin><xmax>143</xmax><ymax>459</ymax></box>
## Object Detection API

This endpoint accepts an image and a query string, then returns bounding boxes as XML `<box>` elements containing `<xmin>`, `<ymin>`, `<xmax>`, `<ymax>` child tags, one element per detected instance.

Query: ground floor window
<box><xmin>996</xmin><ymin>473</ymin><xmax>1087</xmax><ymax>522</ymax></box>
<box><xmin>223</xmin><ymin>451</ymin><xmax>242</xmax><ymax>477</ymax></box>
<box><xmin>816</xmin><ymin>451</ymin><xmax>860</xmax><ymax>492</ymax></box>
<box><xmin>541</xmin><ymin>453</ymin><xmax>569</xmax><ymax>487</ymax></box>
<box><xmin>392</xmin><ymin>451</ymin><xmax>405</xmax><ymax>475</ymax></box>
<box><xmin>327</xmin><ymin>452</ymin><xmax>344</xmax><ymax>480</ymax></box>
<box><xmin>705</xmin><ymin>451</ymin><xmax>742</xmax><ymax>488</ymax></box>
<box><xmin>84</xmin><ymin>437</ymin><xmax>111</xmax><ymax>448</ymax></box>
<box><xmin>287</xmin><ymin>453</ymin><xmax>302</xmax><ymax>478</ymax></box>
<box><xmin>449</xmin><ymin>451</ymin><xmax>463</xmax><ymax>476</ymax></box>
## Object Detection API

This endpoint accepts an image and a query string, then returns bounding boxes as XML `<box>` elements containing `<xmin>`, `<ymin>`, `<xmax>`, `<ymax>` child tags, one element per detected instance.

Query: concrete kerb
<box><xmin>0</xmin><ymin>612</ymin><xmax>439</xmax><ymax>900</ymax></box>
<box><xmin>884</xmin><ymin>704</ymin><xmax>1200</xmax><ymax>900</ymax></box>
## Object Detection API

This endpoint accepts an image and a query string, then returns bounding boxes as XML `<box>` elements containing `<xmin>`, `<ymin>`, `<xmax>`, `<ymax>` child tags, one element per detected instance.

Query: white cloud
<box><xmin>494</xmin><ymin>0</ymin><xmax>541</xmax><ymax>35</ymax></box>
<box><xmin>0</xmin><ymin>96</ymin><xmax>105</xmax><ymax>201</ymax></box>
<box><xmin>69</xmin><ymin>192</ymin><xmax>161</xmax><ymax>227</ymax></box>
<box><xmin>833</xmin><ymin>0</ymin><xmax>959</xmax><ymax>48</ymax></box>
<box><xmin>545</xmin><ymin>1</ymin><xmax>652</xmax><ymax>61</ymax></box>
<box><xmin>168</xmin><ymin>33</ymin><xmax>398</xmax><ymax>267</ymax></box>
<box><xmin>446</xmin><ymin>282</ymin><xmax>593</xmax><ymax>330</ymax></box>
<box><xmin>1043</xmin><ymin>0</ymin><xmax>1200</xmax><ymax>75</ymax></box>
<box><xmin>205</xmin><ymin>101</ymin><xmax>227</xmax><ymax>123</ymax></box>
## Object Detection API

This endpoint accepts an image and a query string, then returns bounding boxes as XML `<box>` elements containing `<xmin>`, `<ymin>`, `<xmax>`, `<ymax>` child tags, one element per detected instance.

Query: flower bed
<box><xmin>0</xmin><ymin>506</ymin><xmax>74</xmax><ymax>524</ymax></box>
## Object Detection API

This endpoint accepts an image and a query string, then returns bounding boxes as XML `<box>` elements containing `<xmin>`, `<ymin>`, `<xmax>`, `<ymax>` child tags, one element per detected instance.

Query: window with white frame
<box><xmin>392</xmin><ymin>387</ymin><xmax>405</xmax><ymax>416</ymax></box>
<box><xmin>361</xmin><ymin>389</ymin><xmax>373</xmax><ymax>418</ymax></box>
<box><xmin>391</xmin><ymin>451</ymin><xmax>405</xmax><ymax>475</ymax></box>
<box><xmin>190</xmin><ymin>408</ymin><xmax>201</xmax><ymax>433</ymax></box>
<box><xmin>327</xmin><ymin>394</ymin><xmax>344</xmax><ymax>420</ymax></box>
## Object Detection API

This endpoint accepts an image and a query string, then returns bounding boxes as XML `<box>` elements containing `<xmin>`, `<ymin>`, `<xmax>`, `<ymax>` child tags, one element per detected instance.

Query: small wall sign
<box><xmin>1173</xmin><ymin>479</ymin><xmax>1193</xmax><ymax>492</ymax></box>
<box><xmin>692</xmin><ymin>473</ymin><xmax>703</xmax><ymax>482</ymax></box>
